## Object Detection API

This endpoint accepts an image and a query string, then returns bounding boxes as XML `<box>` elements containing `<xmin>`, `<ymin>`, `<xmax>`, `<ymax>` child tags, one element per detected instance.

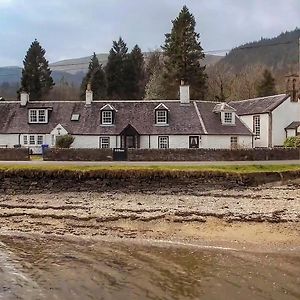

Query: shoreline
<box><xmin>0</xmin><ymin>182</ymin><xmax>299</xmax><ymax>252</ymax></box>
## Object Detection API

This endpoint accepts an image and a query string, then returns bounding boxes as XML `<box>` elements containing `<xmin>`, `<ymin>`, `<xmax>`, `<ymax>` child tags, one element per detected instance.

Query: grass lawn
<box><xmin>0</xmin><ymin>164</ymin><xmax>300</xmax><ymax>174</ymax></box>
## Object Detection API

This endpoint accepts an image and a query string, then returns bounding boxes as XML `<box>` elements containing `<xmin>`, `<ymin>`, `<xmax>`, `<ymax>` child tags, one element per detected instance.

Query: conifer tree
<box><xmin>256</xmin><ymin>69</ymin><xmax>277</xmax><ymax>97</ymax></box>
<box><xmin>125</xmin><ymin>45</ymin><xmax>145</xmax><ymax>99</ymax></box>
<box><xmin>80</xmin><ymin>53</ymin><xmax>107</xmax><ymax>100</ymax></box>
<box><xmin>162</xmin><ymin>6</ymin><xmax>207</xmax><ymax>99</ymax></box>
<box><xmin>105</xmin><ymin>37</ymin><xmax>128</xmax><ymax>99</ymax></box>
<box><xmin>19</xmin><ymin>39</ymin><xmax>54</xmax><ymax>100</ymax></box>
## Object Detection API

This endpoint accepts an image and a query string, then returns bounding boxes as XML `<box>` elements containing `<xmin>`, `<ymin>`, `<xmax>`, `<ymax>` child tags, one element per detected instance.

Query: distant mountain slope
<box><xmin>218</xmin><ymin>28</ymin><xmax>300</xmax><ymax>73</ymax></box>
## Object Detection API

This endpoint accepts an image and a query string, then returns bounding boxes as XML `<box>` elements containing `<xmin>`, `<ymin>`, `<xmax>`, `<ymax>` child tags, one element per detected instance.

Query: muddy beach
<box><xmin>0</xmin><ymin>181</ymin><xmax>299</xmax><ymax>251</ymax></box>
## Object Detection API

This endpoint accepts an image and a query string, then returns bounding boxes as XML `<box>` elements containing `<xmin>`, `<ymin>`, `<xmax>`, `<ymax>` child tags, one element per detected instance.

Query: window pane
<box><xmin>37</xmin><ymin>135</ymin><xmax>43</xmax><ymax>145</ymax></box>
<box><xmin>23</xmin><ymin>135</ymin><xmax>28</xmax><ymax>145</ymax></box>
<box><xmin>156</xmin><ymin>110</ymin><xmax>167</xmax><ymax>124</ymax></box>
<box><xmin>100</xmin><ymin>137</ymin><xmax>110</xmax><ymax>148</ymax></box>
<box><xmin>230</xmin><ymin>137</ymin><xmax>238</xmax><ymax>149</ymax></box>
<box><xmin>224</xmin><ymin>112</ymin><xmax>232</xmax><ymax>123</ymax></box>
<box><xmin>253</xmin><ymin>116</ymin><xmax>260</xmax><ymax>138</ymax></box>
<box><xmin>158</xmin><ymin>136</ymin><xmax>169</xmax><ymax>149</ymax></box>
<box><xmin>102</xmin><ymin>111</ymin><xmax>113</xmax><ymax>124</ymax></box>
<box><xmin>30</xmin><ymin>110</ymin><xmax>37</xmax><ymax>123</ymax></box>
<box><xmin>29</xmin><ymin>135</ymin><xmax>35</xmax><ymax>145</ymax></box>
<box><xmin>189</xmin><ymin>136</ymin><xmax>199</xmax><ymax>148</ymax></box>
<box><xmin>38</xmin><ymin>110</ymin><xmax>46</xmax><ymax>122</ymax></box>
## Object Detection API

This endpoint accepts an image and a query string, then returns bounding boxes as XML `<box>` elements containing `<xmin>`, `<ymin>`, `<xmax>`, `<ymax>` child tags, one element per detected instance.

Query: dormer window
<box><xmin>154</xmin><ymin>103</ymin><xmax>169</xmax><ymax>126</ymax></box>
<box><xmin>29</xmin><ymin>109</ymin><xmax>48</xmax><ymax>124</ymax></box>
<box><xmin>100</xmin><ymin>104</ymin><xmax>116</xmax><ymax>126</ymax></box>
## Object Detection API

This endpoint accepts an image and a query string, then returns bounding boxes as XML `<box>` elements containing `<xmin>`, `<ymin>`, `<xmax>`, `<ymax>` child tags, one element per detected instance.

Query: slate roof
<box><xmin>195</xmin><ymin>102</ymin><xmax>252</xmax><ymax>135</ymax></box>
<box><xmin>0</xmin><ymin>100</ymin><xmax>252</xmax><ymax>136</ymax></box>
<box><xmin>285</xmin><ymin>121</ymin><xmax>300</xmax><ymax>130</ymax></box>
<box><xmin>229</xmin><ymin>94</ymin><xmax>289</xmax><ymax>116</ymax></box>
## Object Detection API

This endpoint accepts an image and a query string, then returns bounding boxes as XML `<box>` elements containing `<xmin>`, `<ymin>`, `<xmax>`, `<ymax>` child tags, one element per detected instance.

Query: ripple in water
<box><xmin>0</xmin><ymin>236</ymin><xmax>299</xmax><ymax>300</ymax></box>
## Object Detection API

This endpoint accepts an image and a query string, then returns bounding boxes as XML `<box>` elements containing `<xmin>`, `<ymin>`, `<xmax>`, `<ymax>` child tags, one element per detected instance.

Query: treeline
<box><xmin>6</xmin><ymin>7</ymin><xmax>298</xmax><ymax>102</ymax></box>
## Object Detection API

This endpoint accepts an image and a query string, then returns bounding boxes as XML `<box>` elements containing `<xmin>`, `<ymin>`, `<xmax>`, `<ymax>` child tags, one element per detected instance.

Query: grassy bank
<box><xmin>0</xmin><ymin>163</ymin><xmax>300</xmax><ymax>173</ymax></box>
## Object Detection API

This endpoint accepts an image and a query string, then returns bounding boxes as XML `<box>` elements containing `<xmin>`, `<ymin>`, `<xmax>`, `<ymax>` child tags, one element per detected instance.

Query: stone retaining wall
<box><xmin>43</xmin><ymin>148</ymin><xmax>300</xmax><ymax>161</ymax></box>
<box><xmin>0</xmin><ymin>148</ymin><xmax>30</xmax><ymax>161</ymax></box>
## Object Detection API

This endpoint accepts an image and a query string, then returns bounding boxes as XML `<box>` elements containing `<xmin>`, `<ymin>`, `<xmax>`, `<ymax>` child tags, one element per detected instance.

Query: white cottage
<box><xmin>230</xmin><ymin>94</ymin><xmax>300</xmax><ymax>148</ymax></box>
<box><xmin>0</xmin><ymin>85</ymin><xmax>253</xmax><ymax>153</ymax></box>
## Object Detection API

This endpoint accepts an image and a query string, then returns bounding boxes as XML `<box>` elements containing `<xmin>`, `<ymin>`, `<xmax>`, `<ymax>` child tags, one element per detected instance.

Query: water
<box><xmin>0</xmin><ymin>235</ymin><xmax>299</xmax><ymax>300</ymax></box>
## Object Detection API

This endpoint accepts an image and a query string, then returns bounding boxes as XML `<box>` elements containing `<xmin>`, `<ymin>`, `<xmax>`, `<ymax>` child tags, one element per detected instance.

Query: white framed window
<box><xmin>23</xmin><ymin>134</ymin><xmax>45</xmax><ymax>146</ymax></box>
<box><xmin>189</xmin><ymin>136</ymin><xmax>200</xmax><ymax>148</ymax></box>
<box><xmin>101</xmin><ymin>111</ymin><xmax>113</xmax><ymax>125</ymax></box>
<box><xmin>37</xmin><ymin>135</ymin><xmax>44</xmax><ymax>145</ymax></box>
<box><xmin>100</xmin><ymin>137</ymin><xmax>110</xmax><ymax>149</ymax></box>
<box><xmin>23</xmin><ymin>135</ymin><xmax>28</xmax><ymax>145</ymax></box>
<box><xmin>29</xmin><ymin>135</ymin><xmax>36</xmax><ymax>145</ymax></box>
<box><xmin>156</xmin><ymin>110</ymin><xmax>168</xmax><ymax>125</ymax></box>
<box><xmin>29</xmin><ymin>109</ymin><xmax>48</xmax><ymax>123</ymax></box>
<box><xmin>224</xmin><ymin>112</ymin><xmax>233</xmax><ymax>124</ymax></box>
<box><xmin>253</xmin><ymin>115</ymin><xmax>260</xmax><ymax>139</ymax></box>
<box><xmin>158</xmin><ymin>136</ymin><xmax>169</xmax><ymax>149</ymax></box>
<box><xmin>230</xmin><ymin>136</ymin><xmax>238</xmax><ymax>149</ymax></box>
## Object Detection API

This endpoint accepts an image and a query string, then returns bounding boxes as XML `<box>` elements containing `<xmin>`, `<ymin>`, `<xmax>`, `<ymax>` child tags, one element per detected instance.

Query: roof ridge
<box><xmin>229</xmin><ymin>94</ymin><xmax>287</xmax><ymax>103</ymax></box>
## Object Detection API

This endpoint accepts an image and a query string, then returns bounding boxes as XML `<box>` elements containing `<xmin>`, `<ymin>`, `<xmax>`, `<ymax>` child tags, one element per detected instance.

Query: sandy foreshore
<box><xmin>0</xmin><ymin>182</ymin><xmax>299</xmax><ymax>251</ymax></box>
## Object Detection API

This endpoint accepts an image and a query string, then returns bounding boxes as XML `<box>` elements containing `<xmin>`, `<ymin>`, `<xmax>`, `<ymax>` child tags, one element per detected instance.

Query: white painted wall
<box><xmin>286</xmin><ymin>129</ymin><xmax>296</xmax><ymax>138</ymax></box>
<box><xmin>0</xmin><ymin>134</ymin><xmax>19</xmax><ymax>148</ymax></box>
<box><xmin>239</xmin><ymin>114</ymin><xmax>269</xmax><ymax>148</ymax></box>
<box><xmin>272</xmin><ymin>98</ymin><xmax>300</xmax><ymax>146</ymax></box>
<box><xmin>72</xmin><ymin>135</ymin><xmax>117</xmax><ymax>149</ymax></box>
<box><xmin>203</xmin><ymin>135</ymin><xmax>252</xmax><ymax>149</ymax></box>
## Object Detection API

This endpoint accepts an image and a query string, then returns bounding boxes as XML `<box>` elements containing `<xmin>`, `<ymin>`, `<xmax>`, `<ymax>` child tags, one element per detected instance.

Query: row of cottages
<box><xmin>229</xmin><ymin>92</ymin><xmax>300</xmax><ymax>148</ymax></box>
<box><xmin>0</xmin><ymin>85</ymin><xmax>254</xmax><ymax>153</ymax></box>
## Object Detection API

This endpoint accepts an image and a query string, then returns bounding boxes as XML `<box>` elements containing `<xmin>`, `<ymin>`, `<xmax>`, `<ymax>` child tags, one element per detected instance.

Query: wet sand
<box><xmin>0</xmin><ymin>182</ymin><xmax>299</xmax><ymax>251</ymax></box>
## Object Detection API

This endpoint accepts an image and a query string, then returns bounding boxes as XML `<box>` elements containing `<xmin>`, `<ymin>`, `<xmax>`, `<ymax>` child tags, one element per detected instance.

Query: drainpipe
<box><xmin>268</xmin><ymin>112</ymin><xmax>273</xmax><ymax>148</ymax></box>
<box><xmin>148</xmin><ymin>135</ymin><xmax>151</xmax><ymax>149</ymax></box>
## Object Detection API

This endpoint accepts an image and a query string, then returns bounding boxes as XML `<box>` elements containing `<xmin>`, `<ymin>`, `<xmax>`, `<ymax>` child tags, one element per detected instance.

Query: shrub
<box><xmin>55</xmin><ymin>135</ymin><xmax>75</xmax><ymax>148</ymax></box>
<box><xmin>284</xmin><ymin>136</ymin><xmax>300</xmax><ymax>148</ymax></box>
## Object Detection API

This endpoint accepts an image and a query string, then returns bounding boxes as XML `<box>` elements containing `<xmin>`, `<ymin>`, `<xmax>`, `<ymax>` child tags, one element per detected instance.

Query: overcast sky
<box><xmin>0</xmin><ymin>0</ymin><xmax>299</xmax><ymax>66</ymax></box>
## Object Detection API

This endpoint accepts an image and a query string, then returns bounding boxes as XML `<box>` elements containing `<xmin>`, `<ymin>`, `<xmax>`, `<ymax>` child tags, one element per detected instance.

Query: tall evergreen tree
<box><xmin>125</xmin><ymin>45</ymin><xmax>145</xmax><ymax>99</ymax></box>
<box><xmin>105</xmin><ymin>37</ymin><xmax>128</xmax><ymax>99</ymax></box>
<box><xmin>256</xmin><ymin>69</ymin><xmax>277</xmax><ymax>97</ymax></box>
<box><xmin>162</xmin><ymin>6</ymin><xmax>207</xmax><ymax>99</ymax></box>
<box><xmin>19</xmin><ymin>39</ymin><xmax>54</xmax><ymax>100</ymax></box>
<box><xmin>80</xmin><ymin>53</ymin><xmax>107</xmax><ymax>100</ymax></box>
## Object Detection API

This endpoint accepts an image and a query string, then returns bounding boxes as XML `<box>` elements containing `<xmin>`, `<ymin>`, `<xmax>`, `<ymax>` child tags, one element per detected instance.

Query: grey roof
<box><xmin>229</xmin><ymin>94</ymin><xmax>289</xmax><ymax>116</ymax></box>
<box><xmin>195</xmin><ymin>102</ymin><xmax>252</xmax><ymax>135</ymax></box>
<box><xmin>0</xmin><ymin>100</ymin><xmax>252</xmax><ymax>136</ymax></box>
<box><xmin>285</xmin><ymin>121</ymin><xmax>300</xmax><ymax>130</ymax></box>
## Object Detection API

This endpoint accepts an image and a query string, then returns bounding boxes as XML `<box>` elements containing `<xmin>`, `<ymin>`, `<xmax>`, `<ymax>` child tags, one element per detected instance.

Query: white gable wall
<box><xmin>239</xmin><ymin>114</ymin><xmax>269</xmax><ymax>147</ymax></box>
<box><xmin>272</xmin><ymin>98</ymin><xmax>300</xmax><ymax>146</ymax></box>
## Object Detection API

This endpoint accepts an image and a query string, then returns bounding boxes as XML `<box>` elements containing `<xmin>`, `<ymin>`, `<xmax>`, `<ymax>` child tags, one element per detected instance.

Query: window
<box><xmin>23</xmin><ymin>135</ymin><xmax>28</xmax><ymax>145</ymax></box>
<box><xmin>29</xmin><ymin>109</ymin><xmax>48</xmax><ymax>123</ymax></box>
<box><xmin>189</xmin><ymin>136</ymin><xmax>200</xmax><ymax>148</ymax></box>
<box><xmin>100</xmin><ymin>137</ymin><xmax>110</xmax><ymax>149</ymax></box>
<box><xmin>37</xmin><ymin>135</ymin><xmax>44</xmax><ymax>145</ymax></box>
<box><xmin>23</xmin><ymin>135</ymin><xmax>45</xmax><ymax>146</ymax></box>
<box><xmin>253</xmin><ymin>115</ymin><xmax>260</xmax><ymax>139</ymax></box>
<box><xmin>230</xmin><ymin>136</ymin><xmax>238</xmax><ymax>149</ymax></box>
<box><xmin>71</xmin><ymin>114</ymin><xmax>80</xmax><ymax>121</ymax></box>
<box><xmin>158</xmin><ymin>136</ymin><xmax>169</xmax><ymax>149</ymax></box>
<box><xmin>101</xmin><ymin>111</ymin><xmax>113</xmax><ymax>125</ymax></box>
<box><xmin>156</xmin><ymin>110</ymin><xmax>168</xmax><ymax>125</ymax></box>
<box><xmin>224</xmin><ymin>112</ymin><xmax>233</xmax><ymax>124</ymax></box>
<box><xmin>29</xmin><ymin>135</ymin><xmax>36</xmax><ymax>145</ymax></box>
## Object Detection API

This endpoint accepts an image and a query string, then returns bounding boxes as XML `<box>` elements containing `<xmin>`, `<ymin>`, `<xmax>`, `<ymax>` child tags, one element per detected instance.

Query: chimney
<box><xmin>20</xmin><ymin>91</ymin><xmax>29</xmax><ymax>106</ymax></box>
<box><xmin>85</xmin><ymin>83</ymin><xmax>93</xmax><ymax>106</ymax></box>
<box><xmin>179</xmin><ymin>80</ymin><xmax>190</xmax><ymax>104</ymax></box>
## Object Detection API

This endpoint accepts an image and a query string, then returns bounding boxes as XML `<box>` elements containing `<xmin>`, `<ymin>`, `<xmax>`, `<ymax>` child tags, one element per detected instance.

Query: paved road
<box><xmin>0</xmin><ymin>160</ymin><xmax>299</xmax><ymax>166</ymax></box>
